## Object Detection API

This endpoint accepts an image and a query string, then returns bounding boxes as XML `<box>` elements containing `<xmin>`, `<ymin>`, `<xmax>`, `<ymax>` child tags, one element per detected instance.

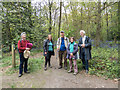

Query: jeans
<box><xmin>45</xmin><ymin>51</ymin><xmax>52</xmax><ymax>67</ymax></box>
<box><xmin>19</xmin><ymin>52</ymin><xmax>28</xmax><ymax>74</ymax></box>
<box><xmin>81</xmin><ymin>48</ymin><xmax>89</xmax><ymax>70</ymax></box>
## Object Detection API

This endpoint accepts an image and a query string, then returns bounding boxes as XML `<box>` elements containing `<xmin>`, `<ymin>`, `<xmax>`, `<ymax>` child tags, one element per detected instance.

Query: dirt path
<box><xmin>2</xmin><ymin>51</ymin><xmax>118</xmax><ymax>88</ymax></box>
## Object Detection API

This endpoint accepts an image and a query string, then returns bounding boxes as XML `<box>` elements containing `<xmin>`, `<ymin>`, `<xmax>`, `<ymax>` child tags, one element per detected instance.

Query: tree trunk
<box><xmin>53</xmin><ymin>8</ymin><xmax>57</xmax><ymax>40</ymax></box>
<box><xmin>95</xmin><ymin>1</ymin><xmax>101</xmax><ymax>47</ymax></box>
<box><xmin>80</xmin><ymin>7</ymin><xmax>83</xmax><ymax>30</ymax></box>
<box><xmin>105</xmin><ymin>5</ymin><xmax>109</xmax><ymax>41</ymax></box>
<box><xmin>58</xmin><ymin>2</ymin><xmax>62</xmax><ymax>38</ymax></box>
<box><xmin>49</xmin><ymin>1</ymin><xmax>52</xmax><ymax>34</ymax></box>
<box><xmin>28</xmin><ymin>2</ymin><xmax>33</xmax><ymax>28</ymax></box>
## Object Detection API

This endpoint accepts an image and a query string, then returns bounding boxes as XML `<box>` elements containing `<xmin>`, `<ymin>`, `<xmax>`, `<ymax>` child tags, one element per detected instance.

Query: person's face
<box><xmin>60</xmin><ymin>32</ymin><xmax>64</xmax><ymax>37</ymax></box>
<box><xmin>70</xmin><ymin>38</ymin><xmax>74</xmax><ymax>43</ymax></box>
<box><xmin>48</xmin><ymin>35</ymin><xmax>52</xmax><ymax>41</ymax></box>
<box><xmin>80</xmin><ymin>32</ymin><xmax>84</xmax><ymax>37</ymax></box>
<box><xmin>21</xmin><ymin>34</ymin><xmax>26</xmax><ymax>41</ymax></box>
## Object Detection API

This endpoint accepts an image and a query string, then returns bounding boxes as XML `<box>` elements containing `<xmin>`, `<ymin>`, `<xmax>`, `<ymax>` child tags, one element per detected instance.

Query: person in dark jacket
<box><xmin>67</xmin><ymin>37</ymin><xmax>78</xmax><ymax>75</ymax></box>
<box><xmin>78</xmin><ymin>30</ymin><xmax>92</xmax><ymax>73</ymax></box>
<box><xmin>18</xmin><ymin>32</ymin><xmax>32</xmax><ymax>77</ymax></box>
<box><xmin>43</xmin><ymin>35</ymin><xmax>55</xmax><ymax>71</ymax></box>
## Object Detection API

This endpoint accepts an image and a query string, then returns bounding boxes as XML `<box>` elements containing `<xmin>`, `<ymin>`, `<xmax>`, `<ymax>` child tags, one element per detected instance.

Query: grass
<box><xmin>2</xmin><ymin>49</ymin><xmax>44</xmax><ymax>75</ymax></box>
<box><xmin>88</xmin><ymin>47</ymin><xmax>119</xmax><ymax>79</ymax></box>
<box><xmin>76</xmin><ymin>47</ymin><xmax>119</xmax><ymax>79</ymax></box>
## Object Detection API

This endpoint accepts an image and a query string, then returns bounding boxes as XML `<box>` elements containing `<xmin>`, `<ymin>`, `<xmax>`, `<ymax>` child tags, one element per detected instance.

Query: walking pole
<box><xmin>55</xmin><ymin>42</ymin><xmax>59</xmax><ymax>69</ymax></box>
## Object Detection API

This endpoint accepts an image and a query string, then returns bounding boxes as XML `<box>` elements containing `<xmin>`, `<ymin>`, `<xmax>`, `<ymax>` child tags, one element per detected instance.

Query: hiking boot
<box><xmin>73</xmin><ymin>72</ymin><xmax>78</xmax><ymax>75</ymax></box>
<box><xmin>18</xmin><ymin>74</ymin><xmax>23</xmax><ymax>77</ymax></box>
<box><xmin>24</xmin><ymin>71</ymin><xmax>30</xmax><ymax>74</ymax></box>
<box><xmin>68</xmin><ymin>70</ymin><xmax>72</xmax><ymax>73</ymax></box>
<box><xmin>44</xmin><ymin>67</ymin><xmax>47</xmax><ymax>71</ymax></box>
<box><xmin>58</xmin><ymin>66</ymin><xmax>62</xmax><ymax>69</ymax></box>
<box><xmin>65</xmin><ymin>67</ymin><xmax>67</xmax><ymax>70</ymax></box>
<box><xmin>86</xmin><ymin>70</ymin><xmax>88</xmax><ymax>74</ymax></box>
<box><xmin>49</xmin><ymin>66</ymin><xmax>52</xmax><ymax>68</ymax></box>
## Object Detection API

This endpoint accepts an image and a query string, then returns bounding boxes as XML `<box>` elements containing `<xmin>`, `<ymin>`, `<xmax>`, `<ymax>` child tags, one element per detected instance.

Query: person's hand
<box><xmin>45</xmin><ymin>52</ymin><xmax>47</xmax><ymax>54</ymax></box>
<box><xmin>70</xmin><ymin>53</ymin><xmax>73</xmax><ymax>57</ymax></box>
<box><xmin>81</xmin><ymin>44</ymin><xmax>85</xmax><ymax>48</ymax></box>
<box><xmin>26</xmin><ymin>48</ymin><xmax>30</xmax><ymax>51</ymax></box>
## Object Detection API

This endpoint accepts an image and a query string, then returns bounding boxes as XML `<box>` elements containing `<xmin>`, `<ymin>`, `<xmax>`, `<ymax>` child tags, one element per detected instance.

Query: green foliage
<box><xmin>28</xmin><ymin>57</ymin><xmax>44</xmax><ymax>72</ymax></box>
<box><xmin>88</xmin><ymin>47</ymin><xmax>119</xmax><ymax>79</ymax></box>
<box><xmin>2</xmin><ymin>2</ymin><xmax>119</xmax><ymax>52</ymax></box>
<box><xmin>2</xmin><ymin>50</ymin><xmax>44</xmax><ymax>75</ymax></box>
<box><xmin>2</xmin><ymin>2</ymin><xmax>48</xmax><ymax>52</ymax></box>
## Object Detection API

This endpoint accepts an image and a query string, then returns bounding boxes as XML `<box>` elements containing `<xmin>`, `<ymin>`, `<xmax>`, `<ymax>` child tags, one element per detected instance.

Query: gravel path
<box><xmin>2</xmin><ymin>51</ymin><xmax>118</xmax><ymax>88</ymax></box>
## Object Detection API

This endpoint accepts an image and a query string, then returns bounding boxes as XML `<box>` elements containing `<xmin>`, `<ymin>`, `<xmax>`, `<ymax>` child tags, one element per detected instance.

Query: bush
<box><xmin>89</xmin><ymin>47</ymin><xmax>119</xmax><ymax>79</ymax></box>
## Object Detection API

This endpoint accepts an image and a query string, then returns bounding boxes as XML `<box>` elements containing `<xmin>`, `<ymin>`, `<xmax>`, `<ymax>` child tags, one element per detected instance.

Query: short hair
<box><xmin>21</xmin><ymin>32</ymin><xmax>26</xmax><ymax>36</ymax></box>
<box><xmin>70</xmin><ymin>37</ymin><xmax>76</xmax><ymax>41</ymax></box>
<box><xmin>80</xmin><ymin>30</ymin><xmax>85</xmax><ymax>34</ymax></box>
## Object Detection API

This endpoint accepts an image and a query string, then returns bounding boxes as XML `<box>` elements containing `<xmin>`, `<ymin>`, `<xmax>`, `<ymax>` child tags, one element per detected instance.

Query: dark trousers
<box><xmin>45</xmin><ymin>51</ymin><xmax>52</xmax><ymax>67</ymax></box>
<box><xmin>19</xmin><ymin>52</ymin><xmax>28</xmax><ymax>74</ymax></box>
<box><xmin>59</xmin><ymin>50</ymin><xmax>67</xmax><ymax>67</ymax></box>
<box><xmin>81</xmin><ymin>48</ymin><xmax>89</xmax><ymax>70</ymax></box>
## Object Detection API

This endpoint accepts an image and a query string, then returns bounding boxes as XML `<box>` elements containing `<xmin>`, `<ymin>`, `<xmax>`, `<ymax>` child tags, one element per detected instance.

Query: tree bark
<box><xmin>95</xmin><ymin>1</ymin><xmax>101</xmax><ymax>47</ymax></box>
<box><xmin>58</xmin><ymin>1</ymin><xmax>62</xmax><ymax>38</ymax></box>
<box><xmin>49</xmin><ymin>1</ymin><xmax>53</xmax><ymax>33</ymax></box>
<box><xmin>80</xmin><ymin>7</ymin><xmax>83</xmax><ymax>30</ymax></box>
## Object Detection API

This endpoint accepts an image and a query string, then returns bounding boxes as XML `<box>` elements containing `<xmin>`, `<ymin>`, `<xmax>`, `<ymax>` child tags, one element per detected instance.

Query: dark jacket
<box><xmin>43</xmin><ymin>39</ymin><xmax>55</xmax><ymax>56</ymax></box>
<box><xmin>67</xmin><ymin>42</ymin><xmax>78</xmax><ymax>59</ymax></box>
<box><xmin>78</xmin><ymin>36</ymin><xmax>92</xmax><ymax>60</ymax></box>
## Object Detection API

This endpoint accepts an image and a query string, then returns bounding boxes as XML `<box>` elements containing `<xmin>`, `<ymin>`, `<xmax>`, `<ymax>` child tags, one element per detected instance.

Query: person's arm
<box><xmin>43</xmin><ymin>40</ymin><xmax>47</xmax><ymax>53</ymax></box>
<box><xmin>27</xmin><ymin>40</ymin><xmax>32</xmax><ymax>51</ymax></box>
<box><xmin>67</xmin><ymin>44</ymin><xmax>71</xmax><ymax>54</ymax></box>
<box><xmin>18</xmin><ymin>40</ymin><xmax>26</xmax><ymax>50</ymax></box>
<box><xmin>73</xmin><ymin>44</ymin><xmax>78</xmax><ymax>55</ymax></box>
<box><xmin>85</xmin><ymin>37</ymin><xmax>91</xmax><ymax>48</ymax></box>
<box><xmin>78</xmin><ymin>38</ymin><xmax>82</xmax><ymax>47</ymax></box>
<box><xmin>57</xmin><ymin>38</ymin><xmax>59</xmax><ymax>49</ymax></box>
<box><xmin>52</xmin><ymin>41</ymin><xmax>55</xmax><ymax>56</ymax></box>
<box><xmin>67</xmin><ymin>37</ymin><xmax>69</xmax><ymax>44</ymax></box>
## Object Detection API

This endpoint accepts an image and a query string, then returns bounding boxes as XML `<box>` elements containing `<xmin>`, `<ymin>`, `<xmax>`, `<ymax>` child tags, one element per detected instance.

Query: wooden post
<box><xmin>0</xmin><ymin>45</ymin><xmax>2</xmax><ymax>59</ymax></box>
<box><xmin>12</xmin><ymin>44</ymin><xmax>15</xmax><ymax>68</ymax></box>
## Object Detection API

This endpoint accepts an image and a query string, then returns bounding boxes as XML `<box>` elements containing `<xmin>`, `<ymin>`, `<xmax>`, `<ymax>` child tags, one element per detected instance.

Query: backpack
<box><xmin>17</xmin><ymin>40</ymin><xmax>22</xmax><ymax>53</ymax></box>
<box><xmin>58</xmin><ymin>37</ymin><xmax>69</xmax><ymax>44</ymax></box>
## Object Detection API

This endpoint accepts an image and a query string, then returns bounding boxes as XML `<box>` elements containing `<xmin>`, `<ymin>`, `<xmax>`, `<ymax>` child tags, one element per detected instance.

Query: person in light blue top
<box><xmin>70</xmin><ymin>41</ymin><xmax>75</xmax><ymax>53</ymax></box>
<box><xmin>43</xmin><ymin>35</ymin><xmax>55</xmax><ymax>71</ymax></box>
<box><xmin>67</xmin><ymin>37</ymin><xmax>78</xmax><ymax>75</ymax></box>
<box><xmin>48</xmin><ymin>41</ymin><xmax>53</xmax><ymax>51</ymax></box>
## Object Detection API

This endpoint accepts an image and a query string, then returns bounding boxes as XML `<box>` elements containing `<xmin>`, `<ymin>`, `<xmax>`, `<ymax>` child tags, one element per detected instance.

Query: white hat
<box><xmin>24</xmin><ymin>50</ymin><xmax>30</xmax><ymax>59</ymax></box>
